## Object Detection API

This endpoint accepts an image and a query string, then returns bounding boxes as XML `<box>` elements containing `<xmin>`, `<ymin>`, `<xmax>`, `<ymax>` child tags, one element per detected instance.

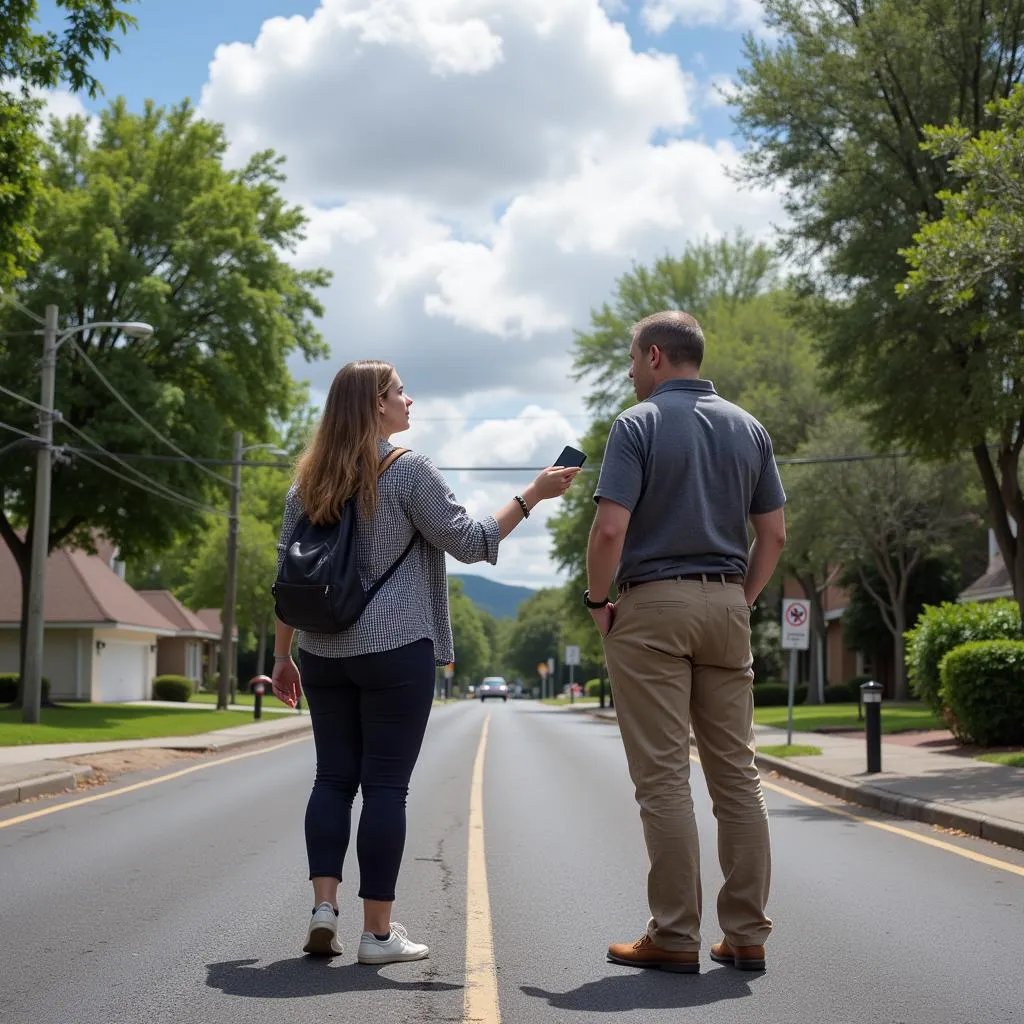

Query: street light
<box><xmin>21</xmin><ymin>305</ymin><xmax>154</xmax><ymax>723</ymax></box>
<box><xmin>217</xmin><ymin>436</ymin><xmax>288</xmax><ymax>711</ymax></box>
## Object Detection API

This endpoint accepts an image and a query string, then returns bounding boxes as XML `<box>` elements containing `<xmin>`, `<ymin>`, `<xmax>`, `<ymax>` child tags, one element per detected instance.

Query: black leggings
<box><xmin>299</xmin><ymin>639</ymin><xmax>435</xmax><ymax>902</ymax></box>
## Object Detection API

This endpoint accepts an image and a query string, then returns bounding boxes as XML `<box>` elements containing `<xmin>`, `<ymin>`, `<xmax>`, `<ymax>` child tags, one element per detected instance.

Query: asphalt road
<box><xmin>1</xmin><ymin>701</ymin><xmax>1022</xmax><ymax>1024</ymax></box>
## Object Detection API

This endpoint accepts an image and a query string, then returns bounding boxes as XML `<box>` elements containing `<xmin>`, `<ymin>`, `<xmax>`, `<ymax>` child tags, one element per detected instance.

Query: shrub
<box><xmin>753</xmin><ymin>682</ymin><xmax>808</xmax><ymax>707</ymax></box>
<box><xmin>905</xmin><ymin>600</ymin><xmax>1021</xmax><ymax>715</ymax></box>
<box><xmin>152</xmin><ymin>676</ymin><xmax>193</xmax><ymax>702</ymax></box>
<box><xmin>584</xmin><ymin>678</ymin><xmax>604</xmax><ymax>697</ymax></box>
<box><xmin>939</xmin><ymin>640</ymin><xmax>1024</xmax><ymax>747</ymax></box>
<box><xmin>823</xmin><ymin>676</ymin><xmax>873</xmax><ymax>703</ymax></box>
<box><xmin>0</xmin><ymin>673</ymin><xmax>52</xmax><ymax>705</ymax></box>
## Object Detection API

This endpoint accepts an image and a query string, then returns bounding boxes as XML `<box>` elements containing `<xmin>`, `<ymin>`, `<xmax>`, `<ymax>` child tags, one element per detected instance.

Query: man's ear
<box><xmin>648</xmin><ymin>344</ymin><xmax>662</xmax><ymax>369</ymax></box>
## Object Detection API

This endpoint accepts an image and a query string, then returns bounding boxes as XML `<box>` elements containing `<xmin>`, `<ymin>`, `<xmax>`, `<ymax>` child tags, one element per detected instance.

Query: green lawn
<box><xmin>977</xmin><ymin>751</ymin><xmax>1024</xmax><ymax>768</ymax></box>
<box><xmin>541</xmin><ymin>697</ymin><xmax>601</xmax><ymax>706</ymax></box>
<box><xmin>758</xmin><ymin>744</ymin><xmax>822</xmax><ymax>758</ymax></box>
<box><xmin>0</xmin><ymin>704</ymin><xmax>266</xmax><ymax>746</ymax></box>
<box><xmin>190</xmin><ymin>692</ymin><xmax>290</xmax><ymax>711</ymax></box>
<box><xmin>753</xmin><ymin>703</ymin><xmax>943</xmax><ymax>735</ymax></box>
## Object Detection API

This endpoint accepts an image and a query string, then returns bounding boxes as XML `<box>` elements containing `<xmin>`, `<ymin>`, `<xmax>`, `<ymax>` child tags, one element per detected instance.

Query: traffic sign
<box><xmin>781</xmin><ymin>599</ymin><xmax>811</xmax><ymax>651</ymax></box>
<box><xmin>565</xmin><ymin>645</ymin><xmax>580</xmax><ymax>666</ymax></box>
<box><xmin>536</xmin><ymin>662</ymin><xmax>549</xmax><ymax>678</ymax></box>
<box><xmin>443</xmin><ymin>663</ymin><xmax>454</xmax><ymax>680</ymax></box>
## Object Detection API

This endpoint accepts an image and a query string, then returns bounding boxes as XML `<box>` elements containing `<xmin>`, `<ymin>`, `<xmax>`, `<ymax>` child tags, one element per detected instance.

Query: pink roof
<box><xmin>138</xmin><ymin>591</ymin><xmax>220</xmax><ymax>638</ymax></box>
<box><xmin>196</xmin><ymin>607</ymin><xmax>238</xmax><ymax>641</ymax></box>
<box><xmin>0</xmin><ymin>543</ymin><xmax>178</xmax><ymax>631</ymax></box>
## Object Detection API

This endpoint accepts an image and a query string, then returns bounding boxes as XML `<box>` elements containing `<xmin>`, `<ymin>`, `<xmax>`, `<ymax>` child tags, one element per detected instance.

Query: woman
<box><xmin>271</xmin><ymin>359</ymin><xmax>580</xmax><ymax>964</ymax></box>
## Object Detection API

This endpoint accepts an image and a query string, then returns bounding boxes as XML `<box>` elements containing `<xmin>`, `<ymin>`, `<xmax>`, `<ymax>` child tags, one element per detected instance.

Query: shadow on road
<box><xmin>205</xmin><ymin>958</ymin><xmax>463</xmax><ymax>998</ymax></box>
<box><xmin>521</xmin><ymin>965</ymin><xmax>760</xmax><ymax>1013</ymax></box>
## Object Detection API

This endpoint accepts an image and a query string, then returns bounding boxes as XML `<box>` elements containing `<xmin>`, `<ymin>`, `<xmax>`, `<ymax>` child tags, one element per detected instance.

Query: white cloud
<box><xmin>197</xmin><ymin>0</ymin><xmax>787</xmax><ymax>586</ymax></box>
<box><xmin>641</xmin><ymin>0</ymin><xmax>765</xmax><ymax>34</ymax></box>
<box><xmin>201</xmin><ymin>0</ymin><xmax>693</xmax><ymax>208</ymax></box>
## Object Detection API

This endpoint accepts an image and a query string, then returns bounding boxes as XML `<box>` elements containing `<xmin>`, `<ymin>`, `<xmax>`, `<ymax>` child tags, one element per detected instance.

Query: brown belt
<box><xmin>619</xmin><ymin>573</ymin><xmax>744</xmax><ymax>594</ymax></box>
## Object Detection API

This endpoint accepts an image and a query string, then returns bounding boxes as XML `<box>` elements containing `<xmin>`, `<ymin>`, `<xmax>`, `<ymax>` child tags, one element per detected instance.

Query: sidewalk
<box><xmin>585</xmin><ymin>707</ymin><xmax>1024</xmax><ymax>853</ymax></box>
<box><xmin>0</xmin><ymin>712</ymin><xmax>312</xmax><ymax>809</ymax></box>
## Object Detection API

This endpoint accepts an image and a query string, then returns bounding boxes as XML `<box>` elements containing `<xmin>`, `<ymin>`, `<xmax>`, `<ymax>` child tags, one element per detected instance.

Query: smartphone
<box><xmin>554</xmin><ymin>445</ymin><xmax>587</xmax><ymax>468</ymax></box>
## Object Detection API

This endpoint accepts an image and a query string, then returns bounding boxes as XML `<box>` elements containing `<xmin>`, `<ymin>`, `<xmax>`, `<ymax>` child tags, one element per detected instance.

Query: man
<box><xmin>585</xmin><ymin>310</ymin><xmax>786</xmax><ymax>975</ymax></box>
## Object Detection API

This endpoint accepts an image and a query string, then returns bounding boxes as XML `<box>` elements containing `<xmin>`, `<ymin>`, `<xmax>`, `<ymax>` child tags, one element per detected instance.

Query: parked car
<box><xmin>477</xmin><ymin>676</ymin><xmax>509</xmax><ymax>702</ymax></box>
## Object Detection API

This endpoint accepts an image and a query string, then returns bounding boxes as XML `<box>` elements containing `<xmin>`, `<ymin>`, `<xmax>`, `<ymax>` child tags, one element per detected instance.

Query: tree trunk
<box><xmin>892</xmin><ymin>602</ymin><xmax>908</xmax><ymax>702</ymax></box>
<box><xmin>256</xmin><ymin>610</ymin><xmax>269</xmax><ymax>678</ymax></box>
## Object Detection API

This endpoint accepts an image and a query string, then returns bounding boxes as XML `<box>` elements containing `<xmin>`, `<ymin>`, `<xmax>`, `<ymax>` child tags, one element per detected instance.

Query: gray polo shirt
<box><xmin>593</xmin><ymin>378</ymin><xmax>786</xmax><ymax>586</ymax></box>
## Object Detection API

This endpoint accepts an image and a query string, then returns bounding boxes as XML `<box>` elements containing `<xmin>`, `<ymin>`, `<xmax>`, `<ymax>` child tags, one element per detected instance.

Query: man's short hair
<box><xmin>632</xmin><ymin>311</ymin><xmax>705</xmax><ymax>369</ymax></box>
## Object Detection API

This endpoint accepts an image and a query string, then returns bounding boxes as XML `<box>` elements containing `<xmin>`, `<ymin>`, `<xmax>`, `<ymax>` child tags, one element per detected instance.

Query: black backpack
<box><xmin>271</xmin><ymin>448</ymin><xmax>417</xmax><ymax>633</ymax></box>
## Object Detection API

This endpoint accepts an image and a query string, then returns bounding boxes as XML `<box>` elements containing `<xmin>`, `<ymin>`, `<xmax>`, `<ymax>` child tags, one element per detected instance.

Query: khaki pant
<box><xmin>603</xmin><ymin>577</ymin><xmax>772</xmax><ymax>951</ymax></box>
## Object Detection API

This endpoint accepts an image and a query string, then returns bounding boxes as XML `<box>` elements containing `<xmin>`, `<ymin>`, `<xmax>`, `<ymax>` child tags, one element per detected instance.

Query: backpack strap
<box><xmin>378</xmin><ymin>447</ymin><xmax>409</xmax><ymax>476</ymax></box>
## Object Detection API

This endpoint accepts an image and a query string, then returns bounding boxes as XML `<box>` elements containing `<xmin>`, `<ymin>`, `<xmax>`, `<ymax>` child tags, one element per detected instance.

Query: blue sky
<box><xmin>40</xmin><ymin>0</ymin><xmax>751</xmax><ymax>142</ymax></box>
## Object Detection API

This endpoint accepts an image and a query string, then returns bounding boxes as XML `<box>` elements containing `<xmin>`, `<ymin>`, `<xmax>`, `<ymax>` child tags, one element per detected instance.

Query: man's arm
<box><xmin>745</xmin><ymin>508</ymin><xmax>786</xmax><ymax>607</ymax></box>
<box><xmin>587</xmin><ymin>499</ymin><xmax>631</xmax><ymax>633</ymax></box>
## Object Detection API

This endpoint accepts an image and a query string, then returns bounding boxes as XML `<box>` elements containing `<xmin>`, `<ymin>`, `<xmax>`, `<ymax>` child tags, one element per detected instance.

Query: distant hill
<box><xmin>451</xmin><ymin>574</ymin><xmax>536</xmax><ymax>619</ymax></box>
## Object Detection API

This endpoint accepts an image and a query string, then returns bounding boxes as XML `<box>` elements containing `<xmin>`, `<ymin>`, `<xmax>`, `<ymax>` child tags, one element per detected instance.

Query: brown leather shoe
<box><xmin>607</xmin><ymin>934</ymin><xmax>699</xmax><ymax>973</ymax></box>
<box><xmin>710</xmin><ymin>939</ymin><xmax>765</xmax><ymax>971</ymax></box>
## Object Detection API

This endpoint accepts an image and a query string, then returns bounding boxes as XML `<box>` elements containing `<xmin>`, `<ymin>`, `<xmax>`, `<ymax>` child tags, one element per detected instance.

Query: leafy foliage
<box><xmin>0</xmin><ymin>1</ymin><xmax>137</xmax><ymax>283</ymax></box>
<box><xmin>448</xmin><ymin>578</ymin><xmax>491</xmax><ymax>686</ymax></box>
<box><xmin>733</xmin><ymin>0</ymin><xmax>1024</xmax><ymax>607</ymax></box>
<box><xmin>905</xmin><ymin>599</ymin><xmax>1022</xmax><ymax>715</ymax></box>
<box><xmin>940</xmin><ymin>640</ymin><xmax>1024</xmax><ymax>746</ymax></box>
<box><xmin>152</xmin><ymin>676</ymin><xmax>192</xmax><ymax>702</ymax></box>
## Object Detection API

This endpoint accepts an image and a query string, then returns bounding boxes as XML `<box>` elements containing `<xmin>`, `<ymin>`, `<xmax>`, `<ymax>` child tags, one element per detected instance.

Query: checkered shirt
<box><xmin>275</xmin><ymin>440</ymin><xmax>500</xmax><ymax>664</ymax></box>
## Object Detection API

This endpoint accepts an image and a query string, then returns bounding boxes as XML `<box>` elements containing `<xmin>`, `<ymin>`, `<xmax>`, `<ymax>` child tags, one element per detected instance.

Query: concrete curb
<box><xmin>0</xmin><ymin>765</ymin><xmax>95</xmax><ymax>809</ymax></box>
<box><xmin>0</xmin><ymin>718</ymin><xmax>313</xmax><ymax>809</ymax></box>
<box><xmin>754</xmin><ymin>752</ymin><xmax>1024</xmax><ymax>854</ymax></box>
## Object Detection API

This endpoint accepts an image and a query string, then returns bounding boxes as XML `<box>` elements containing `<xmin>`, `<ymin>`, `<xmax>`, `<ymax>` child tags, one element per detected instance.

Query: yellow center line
<box><xmin>464</xmin><ymin>713</ymin><xmax>500</xmax><ymax>1024</ymax></box>
<box><xmin>747</xmin><ymin>764</ymin><xmax>1024</xmax><ymax>878</ymax></box>
<box><xmin>0</xmin><ymin>735</ymin><xmax>311</xmax><ymax>830</ymax></box>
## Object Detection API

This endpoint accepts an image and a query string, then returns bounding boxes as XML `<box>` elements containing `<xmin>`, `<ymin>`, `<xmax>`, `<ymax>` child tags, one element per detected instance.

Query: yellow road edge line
<box><xmin>0</xmin><ymin>735</ymin><xmax>311</xmax><ymax>830</ymax></box>
<box><xmin>464</xmin><ymin>713</ymin><xmax>500</xmax><ymax>1024</ymax></box>
<box><xmin>752</xmin><ymin>766</ymin><xmax>1024</xmax><ymax>878</ymax></box>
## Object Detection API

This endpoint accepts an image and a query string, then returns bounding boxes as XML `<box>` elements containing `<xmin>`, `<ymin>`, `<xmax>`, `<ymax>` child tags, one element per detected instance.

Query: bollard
<box><xmin>250</xmin><ymin>675</ymin><xmax>272</xmax><ymax>721</ymax></box>
<box><xmin>599</xmin><ymin>675</ymin><xmax>606</xmax><ymax>709</ymax></box>
<box><xmin>860</xmin><ymin>680</ymin><xmax>883</xmax><ymax>773</ymax></box>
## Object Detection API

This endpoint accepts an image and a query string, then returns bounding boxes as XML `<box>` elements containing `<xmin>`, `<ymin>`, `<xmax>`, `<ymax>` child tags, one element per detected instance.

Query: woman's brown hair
<box><xmin>294</xmin><ymin>360</ymin><xmax>394</xmax><ymax>524</ymax></box>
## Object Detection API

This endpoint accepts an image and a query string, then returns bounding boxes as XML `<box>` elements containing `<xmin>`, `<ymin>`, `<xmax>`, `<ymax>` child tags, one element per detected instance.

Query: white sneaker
<box><xmin>357</xmin><ymin>922</ymin><xmax>429</xmax><ymax>964</ymax></box>
<box><xmin>303</xmin><ymin>902</ymin><xmax>343</xmax><ymax>956</ymax></box>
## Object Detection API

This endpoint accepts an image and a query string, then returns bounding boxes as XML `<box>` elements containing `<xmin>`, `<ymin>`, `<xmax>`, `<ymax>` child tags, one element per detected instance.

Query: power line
<box><xmin>67</xmin><ymin>338</ymin><xmax>234</xmax><ymax>491</ymax></box>
<box><xmin>0</xmin><ymin>420</ymin><xmax>42</xmax><ymax>442</ymax></box>
<box><xmin>0</xmin><ymin>383</ymin><xmax>49</xmax><ymax>415</ymax></box>
<box><xmin>56</xmin><ymin>444</ymin><xmax>938</xmax><ymax>472</ymax></box>
<box><xmin>68</xmin><ymin>448</ymin><xmax>231</xmax><ymax>518</ymax></box>
<box><xmin>56</xmin><ymin>420</ymin><xmax>229</xmax><ymax>518</ymax></box>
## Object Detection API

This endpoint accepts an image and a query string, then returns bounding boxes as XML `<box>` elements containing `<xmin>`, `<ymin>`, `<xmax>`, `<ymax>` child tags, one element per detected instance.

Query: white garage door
<box><xmin>97</xmin><ymin>641</ymin><xmax>148</xmax><ymax>703</ymax></box>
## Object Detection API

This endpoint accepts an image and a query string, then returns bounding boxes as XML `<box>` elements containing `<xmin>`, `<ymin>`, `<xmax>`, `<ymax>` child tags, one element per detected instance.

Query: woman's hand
<box><xmin>271</xmin><ymin>657</ymin><xmax>302</xmax><ymax>709</ymax></box>
<box><xmin>531</xmin><ymin>466</ymin><xmax>582</xmax><ymax>500</ymax></box>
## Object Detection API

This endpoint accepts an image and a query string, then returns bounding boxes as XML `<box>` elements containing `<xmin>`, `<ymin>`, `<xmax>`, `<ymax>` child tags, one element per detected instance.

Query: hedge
<box><xmin>939</xmin><ymin>640</ymin><xmax>1024</xmax><ymax>747</ymax></box>
<box><xmin>584</xmin><ymin>678</ymin><xmax>604</xmax><ymax>697</ymax></box>
<box><xmin>905</xmin><ymin>600</ymin><xmax>1020</xmax><ymax>715</ymax></box>
<box><xmin>753</xmin><ymin>682</ymin><xmax>808</xmax><ymax>707</ymax></box>
<box><xmin>0</xmin><ymin>673</ymin><xmax>52</xmax><ymax>705</ymax></box>
<box><xmin>152</xmin><ymin>676</ymin><xmax>193</xmax><ymax>702</ymax></box>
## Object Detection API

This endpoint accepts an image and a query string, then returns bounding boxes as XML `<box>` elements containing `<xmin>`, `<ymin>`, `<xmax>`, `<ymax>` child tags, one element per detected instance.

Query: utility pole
<box><xmin>21</xmin><ymin>305</ymin><xmax>59</xmax><ymax>725</ymax></box>
<box><xmin>218</xmin><ymin>430</ymin><xmax>243</xmax><ymax>711</ymax></box>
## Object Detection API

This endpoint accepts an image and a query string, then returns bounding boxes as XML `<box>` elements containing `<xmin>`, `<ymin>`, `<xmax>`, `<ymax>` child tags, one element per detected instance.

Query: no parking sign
<box><xmin>781</xmin><ymin>599</ymin><xmax>811</xmax><ymax>651</ymax></box>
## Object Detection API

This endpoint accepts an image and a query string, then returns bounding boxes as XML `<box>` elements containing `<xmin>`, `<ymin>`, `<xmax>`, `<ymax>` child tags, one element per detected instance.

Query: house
<box><xmin>959</xmin><ymin>530</ymin><xmax>1015</xmax><ymax>603</ymax></box>
<box><xmin>138</xmin><ymin>590</ymin><xmax>219</xmax><ymax>688</ymax></box>
<box><xmin>0</xmin><ymin>543</ymin><xmax>178</xmax><ymax>702</ymax></box>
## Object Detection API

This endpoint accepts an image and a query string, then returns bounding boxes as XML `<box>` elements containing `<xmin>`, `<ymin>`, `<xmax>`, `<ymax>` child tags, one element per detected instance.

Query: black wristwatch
<box><xmin>583</xmin><ymin>589</ymin><xmax>610</xmax><ymax>609</ymax></box>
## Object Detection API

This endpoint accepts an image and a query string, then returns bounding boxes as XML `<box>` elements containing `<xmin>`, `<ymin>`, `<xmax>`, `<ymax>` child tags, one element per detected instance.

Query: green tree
<box><xmin>0</xmin><ymin>98</ymin><xmax>329</xmax><ymax>680</ymax></box>
<box><xmin>900</xmin><ymin>85</ymin><xmax>1024</xmax><ymax>611</ymax></box>
<box><xmin>733</xmin><ymin>0</ymin><xmax>1024</xmax><ymax>619</ymax></box>
<box><xmin>179</xmin><ymin>512</ymin><xmax>279</xmax><ymax>667</ymax></box>
<box><xmin>504</xmin><ymin>588</ymin><xmax>567</xmax><ymax>685</ymax></box>
<box><xmin>789</xmin><ymin>415</ymin><xmax>975</xmax><ymax>700</ymax></box>
<box><xmin>448</xmin><ymin>579</ymin><xmax>491</xmax><ymax>688</ymax></box>
<box><xmin>0</xmin><ymin>0</ymin><xmax>137</xmax><ymax>283</ymax></box>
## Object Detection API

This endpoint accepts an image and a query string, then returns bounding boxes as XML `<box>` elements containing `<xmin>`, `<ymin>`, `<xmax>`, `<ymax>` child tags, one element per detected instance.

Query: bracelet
<box><xmin>514</xmin><ymin>494</ymin><xmax>530</xmax><ymax>519</ymax></box>
<box><xmin>273</xmin><ymin>653</ymin><xmax>292</xmax><ymax>662</ymax></box>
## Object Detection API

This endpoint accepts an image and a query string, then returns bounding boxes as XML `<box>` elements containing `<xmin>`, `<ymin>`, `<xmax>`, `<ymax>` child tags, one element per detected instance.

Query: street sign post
<box><xmin>565</xmin><ymin>645</ymin><xmax>580</xmax><ymax>702</ymax></box>
<box><xmin>537</xmin><ymin>661</ymin><xmax>549</xmax><ymax>700</ymax></box>
<box><xmin>442</xmin><ymin>663</ymin><xmax>454</xmax><ymax>701</ymax></box>
<box><xmin>781</xmin><ymin>599</ymin><xmax>811</xmax><ymax>745</ymax></box>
